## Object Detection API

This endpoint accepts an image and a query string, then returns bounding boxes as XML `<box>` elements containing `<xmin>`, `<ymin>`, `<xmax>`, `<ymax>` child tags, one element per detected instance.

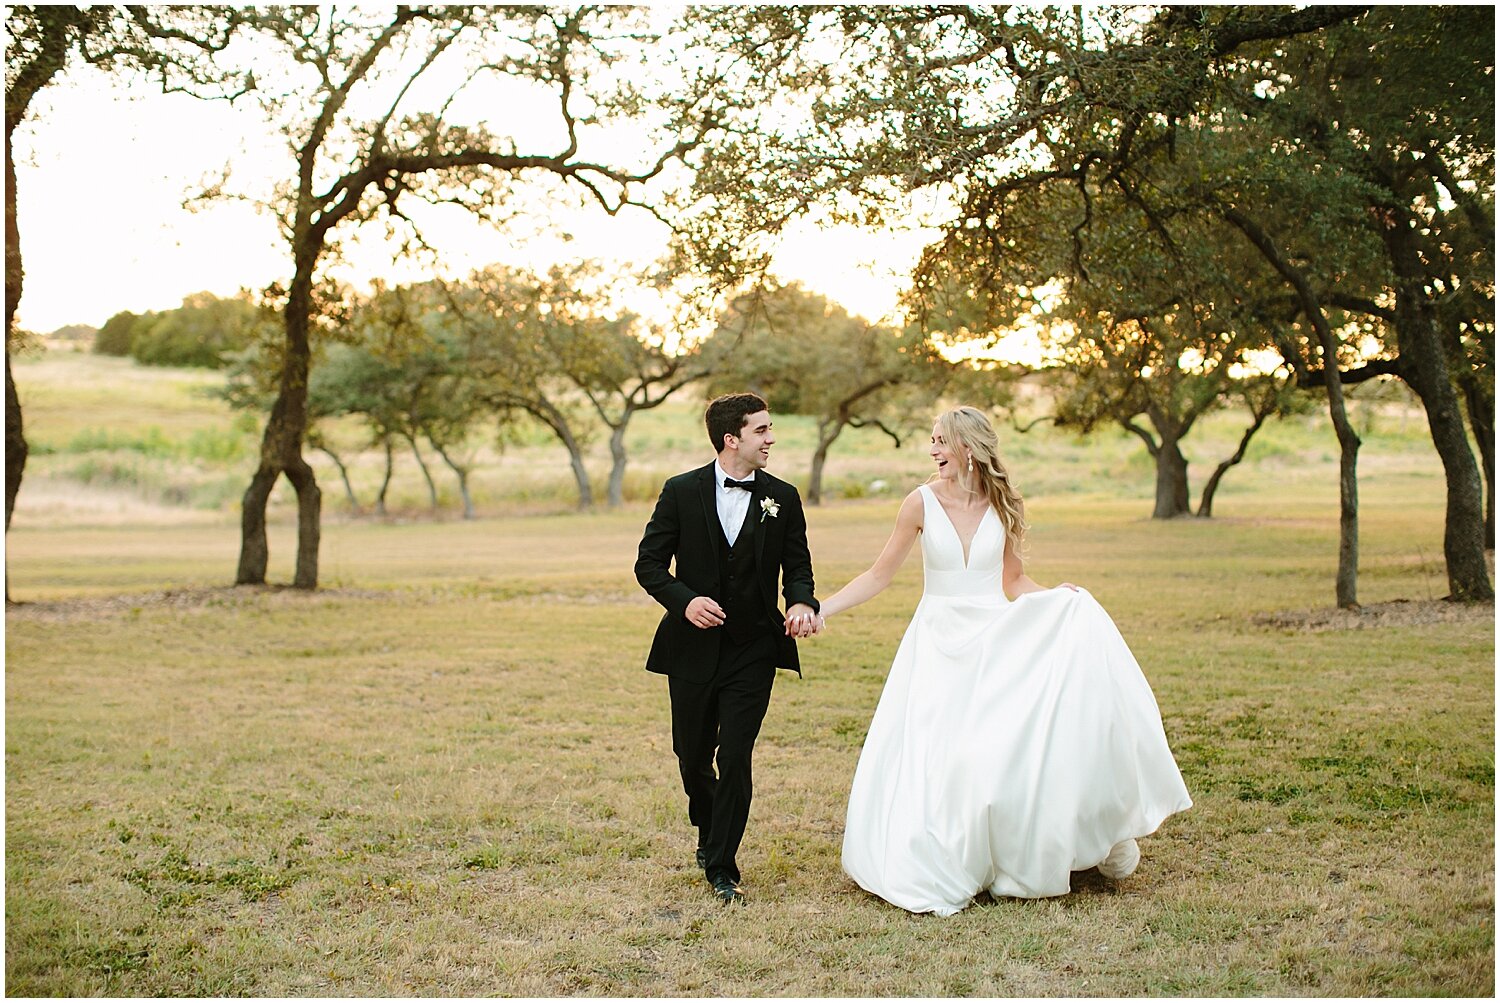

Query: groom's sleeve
<box><xmin>635</xmin><ymin>480</ymin><xmax>697</xmax><ymax>619</ymax></box>
<box><xmin>780</xmin><ymin>486</ymin><xmax>819</xmax><ymax>614</ymax></box>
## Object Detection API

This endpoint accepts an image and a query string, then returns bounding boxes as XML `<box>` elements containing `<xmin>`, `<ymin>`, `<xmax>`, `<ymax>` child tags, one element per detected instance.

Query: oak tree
<box><xmin>227</xmin><ymin>7</ymin><xmax>718</xmax><ymax>586</ymax></box>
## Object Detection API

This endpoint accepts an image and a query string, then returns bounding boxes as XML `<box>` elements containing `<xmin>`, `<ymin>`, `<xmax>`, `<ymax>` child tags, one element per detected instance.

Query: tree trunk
<box><xmin>606</xmin><ymin>418</ymin><xmax>629</xmax><ymax>508</ymax></box>
<box><xmin>1225</xmin><ymin>207</ymin><xmax>1360</xmax><ymax>608</ymax></box>
<box><xmin>5</xmin><ymin>124</ymin><xmax>28</xmax><ymax>551</ymax></box>
<box><xmin>1461</xmin><ymin>376</ymin><xmax>1495</xmax><ymax>549</ymax></box>
<box><xmin>1381</xmin><ymin>216</ymin><xmax>1493</xmax><ymax>600</ymax></box>
<box><xmin>431</xmin><ymin>441</ymin><xmax>475</xmax><ymax>519</ymax></box>
<box><xmin>564</xmin><ymin>439</ymin><xmax>593</xmax><ymax>511</ymax></box>
<box><xmin>1331</xmin><ymin>414</ymin><xmax>1360</xmax><ymax>608</ymax></box>
<box><xmin>4</xmin><ymin>353</ymin><xmax>24</xmax><ymax>534</ymax></box>
<box><xmin>1122</xmin><ymin>418</ymin><xmax>1191</xmax><ymax>519</ymax></box>
<box><xmin>527</xmin><ymin>401</ymin><xmax>592</xmax><ymax>509</ymax></box>
<box><xmin>807</xmin><ymin>420</ymin><xmax>844</xmax><ymax>506</ymax></box>
<box><xmin>6</xmin><ymin>19</ymin><xmax>75</xmax><ymax>600</ymax></box>
<box><xmin>285</xmin><ymin>456</ymin><xmax>321</xmax><ymax>589</ymax></box>
<box><xmin>236</xmin><ymin>463</ymin><xmax>278</xmax><ymax>585</ymax></box>
<box><xmin>375</xmin><ymin>437</ymin><xmax>393</xmax><ymax>516</ymax></box>
<box><xmin>316</xmin><ymin>444</ymin><xmax>361</xmax><ymax>515</ymax></box>
<box><xmin>456</xmin><ymin>468</ymin><xmax>474</xmax><ymax>519</ymax></box>
<box><xmin>235</xmin><ymin>440</ymin><xmax>324</xmax><ymax>589</ymax></box>
<box><xmin>1314</xmin><ymin>365</ymin><xmax>1361</xmax><ymax>609</ymax></box>
<box><xmin>1152</xmin><ymin>436</ymin><xmax>1191</xmax><ymax>519</ymax></box>
<box><xmin>1197</xmin><ymin>404</ymin><xmax>1273</xmax><ymax>518</ymax></box>
<box><xmin>4</xmin><ymin>352</ymin><xmax>25</xmax><ymax>603</ymax></box>
<box><xmin>237</xmin><ymin>261</ymin><xmax>320</xmax><ymax>588</ymax></box>
<box><xmin>1424</xmin><ymin>146</ymin><xmax>1495</xmax><ymax>546</ymax></box>
<box><xmin>1454</xmin><ymin>359</ymin><xmax>1495</xmax><ymax>549</ymax></box>
<box><xmin>406</xmin><ymin>432</ymin><xmax>439</xmax><ymax>511</ymax></box>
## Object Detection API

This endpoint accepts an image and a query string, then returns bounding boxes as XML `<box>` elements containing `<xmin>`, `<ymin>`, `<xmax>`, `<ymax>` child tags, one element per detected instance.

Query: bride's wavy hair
<box><xmin>933</xmin><ymin>405</ymin><xmax>1028</xmax><ymax>551</ymax></box>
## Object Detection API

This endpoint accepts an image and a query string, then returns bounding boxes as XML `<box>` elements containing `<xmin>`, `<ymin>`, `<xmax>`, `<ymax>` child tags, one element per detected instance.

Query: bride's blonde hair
<box><xmin>933</xmin><ymin>405</ymin><xmax>1027</xmax><ymax>552</ymax></box>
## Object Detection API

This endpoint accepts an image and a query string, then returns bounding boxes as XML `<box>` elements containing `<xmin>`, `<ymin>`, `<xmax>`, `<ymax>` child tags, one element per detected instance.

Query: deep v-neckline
<box><xmin>926</xmin><ymin>485</ymin><xmax>993</xmax><ymax>569</ymax></box>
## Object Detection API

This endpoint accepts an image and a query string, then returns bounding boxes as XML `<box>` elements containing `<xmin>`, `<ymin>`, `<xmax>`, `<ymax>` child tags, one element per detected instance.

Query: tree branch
<box><xmin>847</xmin><ymin>415</ymin><xmax>903</xmax><ymax>448</ymax></box>
<box><xmin>1122</xmin><ymin>418</ymin><xmax>1161</xmax><ymax>456</ymax></box>
<box><xmin>370</xmin><ymin>23</ymin><xmax>465</xmax><ymax>156</ymax></box>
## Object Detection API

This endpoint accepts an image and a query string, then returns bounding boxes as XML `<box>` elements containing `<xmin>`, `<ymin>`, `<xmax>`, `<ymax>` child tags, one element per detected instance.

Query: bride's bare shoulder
<box><xmin>898</xmin><ymin>486</ymin><xmax>926</xmax><ymax>528</ymax></box>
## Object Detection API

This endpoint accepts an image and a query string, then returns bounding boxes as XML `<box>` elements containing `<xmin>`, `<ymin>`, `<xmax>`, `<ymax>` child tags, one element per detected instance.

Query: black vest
<box><xmin>718</xmin><ymin>501</ymin><xmax>768</xmax><ymax>643</ymax></box>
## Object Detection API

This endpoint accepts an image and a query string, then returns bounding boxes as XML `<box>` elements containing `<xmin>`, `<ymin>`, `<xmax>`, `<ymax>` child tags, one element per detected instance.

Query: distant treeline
<box><xmin>94</xmin><ymin>292</ymin><xmax>271</xmax><ymax>369</ymax></box>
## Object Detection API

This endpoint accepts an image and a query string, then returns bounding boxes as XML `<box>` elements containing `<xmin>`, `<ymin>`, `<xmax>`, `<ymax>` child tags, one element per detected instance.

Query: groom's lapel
<box><xmin>752</xmin><ymin>470</ymin><xmax>769</xmax><ymax>569</ymax></box>
<box><xmin>697</xmin><ymin>463</ymin><xmax>720</xmax><ymax>564</ymax></box>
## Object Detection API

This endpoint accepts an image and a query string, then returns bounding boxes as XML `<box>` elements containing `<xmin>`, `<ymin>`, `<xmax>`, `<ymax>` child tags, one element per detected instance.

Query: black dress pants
<box><xmin>668</xmin><ymin>631</ymin><xmax>778</xmax><ymax>886</ymax></box>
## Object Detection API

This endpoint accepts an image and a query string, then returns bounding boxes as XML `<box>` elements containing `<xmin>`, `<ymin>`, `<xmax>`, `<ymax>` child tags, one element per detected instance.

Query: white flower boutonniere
<box><xmin>760</xmin><ymin>497</ymin><xmax>780</xmax><ymax>522</ymax></box>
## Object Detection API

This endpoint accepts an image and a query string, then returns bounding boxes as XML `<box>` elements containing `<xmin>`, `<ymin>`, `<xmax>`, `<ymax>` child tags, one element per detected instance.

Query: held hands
<box><xmin>683</xmin><ymin>597</ymin><xmax>826</xmax><ymax>636</ymax></box>
<box><xmin>784</xmin><ymin>603</ymin><xmax>824</xmax><ymax>639</ymax></box>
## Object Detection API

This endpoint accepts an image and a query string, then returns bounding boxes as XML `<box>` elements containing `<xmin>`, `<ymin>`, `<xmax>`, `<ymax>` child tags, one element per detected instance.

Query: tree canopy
<box><xmin>676</xmin><ymin>4</ymin><xmax>1492</xmax><ymax>604</ymax></box>
<box><xmin>707</xmin><ymin>282</ymin><xmax>951</xmax><ymax>504</ymax></box>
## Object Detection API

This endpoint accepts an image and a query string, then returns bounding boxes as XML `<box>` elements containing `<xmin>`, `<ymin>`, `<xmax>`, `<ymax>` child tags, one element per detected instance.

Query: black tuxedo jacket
<box><xmin>635</xmin><ymin>462</ymin><xmax>818</xmax><ymax>681</ymax></box>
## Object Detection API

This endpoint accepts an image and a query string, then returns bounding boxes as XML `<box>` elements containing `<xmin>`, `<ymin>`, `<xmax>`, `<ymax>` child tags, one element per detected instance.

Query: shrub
<box><xmin>127</xmin><ymin>293</ymin><xmax>273</xmax><ymax>370</ymax></box>
<box><xmin>94</xmin><ymin>311</ymin><xmax>145</xmax><ymax>357</ymax></box>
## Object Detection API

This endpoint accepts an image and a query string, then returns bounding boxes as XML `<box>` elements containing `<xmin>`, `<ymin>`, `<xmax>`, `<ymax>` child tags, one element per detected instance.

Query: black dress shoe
<box><xmin>710</xmin><ymin>875</ymin><xmax>746</xmax><ymax>906</ymax></box>
<box><xmin>695</xmin><ymin>847</ymin><xmax>708</xmax><ymax>870</ymax></box>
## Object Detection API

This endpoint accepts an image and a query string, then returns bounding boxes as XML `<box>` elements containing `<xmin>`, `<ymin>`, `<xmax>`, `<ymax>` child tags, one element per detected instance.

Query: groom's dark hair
<box><xmin>706</xmin><ymin>392</ymin><xmax>769</xmax><ymax>453</ymax></box>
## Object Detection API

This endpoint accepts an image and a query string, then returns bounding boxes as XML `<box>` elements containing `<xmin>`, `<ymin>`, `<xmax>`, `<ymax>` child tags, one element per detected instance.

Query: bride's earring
<box><xmin>967</xmin><ymin>455</ymin><xmax>973</xmax><ymax>474</ymax></box>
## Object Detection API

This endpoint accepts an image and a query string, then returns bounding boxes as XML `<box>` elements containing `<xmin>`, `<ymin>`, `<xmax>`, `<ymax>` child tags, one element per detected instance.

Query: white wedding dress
<box><xmin>841</xmin><ymin>485</ymin><xmax>1192</xmax><ymax>914</ymax></box>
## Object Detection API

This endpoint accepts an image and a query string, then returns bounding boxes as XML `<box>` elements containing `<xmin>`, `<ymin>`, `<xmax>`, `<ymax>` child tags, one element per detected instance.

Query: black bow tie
<box><xmin>724</xmin><ymin>477</ymin><xmax>755</xmax><ymax>491</ymax></box>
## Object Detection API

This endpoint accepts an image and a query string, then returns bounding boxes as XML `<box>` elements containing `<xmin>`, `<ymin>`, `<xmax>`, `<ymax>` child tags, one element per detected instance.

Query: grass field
<box><xmin>5</xmin><ymin>350</ymin><xmax>1495</xmax><ymax>996</ymax></box>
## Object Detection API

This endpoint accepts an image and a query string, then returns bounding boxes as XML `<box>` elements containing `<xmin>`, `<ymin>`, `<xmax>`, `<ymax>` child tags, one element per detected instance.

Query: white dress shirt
<box><xmin>714</xmin><ymin>460</ymin><xmax>754</xmax><ymax>546</ymax></box>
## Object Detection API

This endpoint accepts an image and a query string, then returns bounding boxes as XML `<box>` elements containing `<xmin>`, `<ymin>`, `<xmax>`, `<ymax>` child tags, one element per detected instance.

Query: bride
<box><xmin>815</xmin><ymin>405</ymin><xmax>1192</xmax><ymax>915</ymax></box>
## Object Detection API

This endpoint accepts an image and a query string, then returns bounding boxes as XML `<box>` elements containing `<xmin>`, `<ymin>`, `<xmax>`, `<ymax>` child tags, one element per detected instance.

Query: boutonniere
<box><xmin>760</xmin><ymin>497</ymin><xmax>780</xmax><ymax>522</ymax></box>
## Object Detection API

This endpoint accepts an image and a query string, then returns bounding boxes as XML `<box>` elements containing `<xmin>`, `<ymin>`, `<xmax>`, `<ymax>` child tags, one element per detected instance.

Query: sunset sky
<box><xmin>13</xmin><ymin>63</ymin><xmax>938</xmax><ymax>337</ymax></box>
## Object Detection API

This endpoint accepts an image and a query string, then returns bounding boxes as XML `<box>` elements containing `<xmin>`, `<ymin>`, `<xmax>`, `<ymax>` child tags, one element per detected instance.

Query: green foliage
<box><xmin>93</xmin><ymin>311</ymin><xmax>141</xmax><ymax>356</ymax></box>
<box><xmin>443</xmin><ymin>261</ymin><xmax>719</xmax><ymax>506</ymax></box>
<box><xmin>702</xmin><ymin>281</ymin><xmax>958</xmax><ymax>499</ymax></box>
<box><xmin>678</xmin><ymin>6</ymin><xmax>1460</xmax><ymax>524</ymax></box>
<box><xmin>4</xmin><ymin>6</ymin><xmax>249</xmax><ymax>104</ymax></box>
<box><xmin>219</xmin><ymin>263</ymin><xmax>715</xmax><ymax>512</ymax></box>
<box><xmin>682</xmin><ymin>5</ymin><xmax>1490</xmax><ymax>430</ymax></box>
<box><xmin>126</xmin><ymin>292</ymin><xmax>272</xmax><ymax>369</ymax></box>
<box><xmin>680</xmin><ymin>7</ymin><xmax>1371</xmax><ymax>279</ymax></box>
<box><xmin>707</xmin><ymin>282</ymin><xmax>926</xmax><ymax>414</ymax></box>
<box><xmin>93</xmin><ymin>294</ymin><xmax>272</xmax><ymax>369</ymax></box>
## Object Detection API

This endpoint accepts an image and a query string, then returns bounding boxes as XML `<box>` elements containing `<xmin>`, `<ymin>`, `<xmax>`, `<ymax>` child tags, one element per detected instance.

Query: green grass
<box><xmin>5</xmin><ymin>349</ymin><xmax>1494</xmax><ymax>995</ymax></box>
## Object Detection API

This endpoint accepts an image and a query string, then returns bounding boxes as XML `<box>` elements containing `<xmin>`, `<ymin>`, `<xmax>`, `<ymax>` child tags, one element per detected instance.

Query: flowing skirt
<box><xmin>841</xmin><ymin>587</ymin><xmax>1192</xmax><ymax>915</ymax></box>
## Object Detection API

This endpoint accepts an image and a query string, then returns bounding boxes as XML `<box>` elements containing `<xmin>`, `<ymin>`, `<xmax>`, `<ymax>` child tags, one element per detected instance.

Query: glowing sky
<box><xmin>13</xmin><ymin>62</ymin><xmax>936</xmax><ymax>336</ymax></box>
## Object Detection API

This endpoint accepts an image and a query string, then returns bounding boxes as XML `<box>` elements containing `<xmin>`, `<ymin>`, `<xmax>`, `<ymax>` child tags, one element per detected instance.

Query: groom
<box><xmin>634</xmin><ymin>393</ymin><xmax>820</xmax><ymax>906</ymax></box>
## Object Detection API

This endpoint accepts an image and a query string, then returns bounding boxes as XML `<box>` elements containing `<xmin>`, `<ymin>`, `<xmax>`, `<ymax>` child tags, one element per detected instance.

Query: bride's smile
<box><xmin>929</xmin><ymin>431</ymin><xmax>964</xmax><ymax>479</ymax></box>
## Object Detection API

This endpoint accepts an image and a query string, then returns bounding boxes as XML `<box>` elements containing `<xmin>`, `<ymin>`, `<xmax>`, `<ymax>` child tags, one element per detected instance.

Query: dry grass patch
<box><xmin>1255</xmin><ymin>598</ymin><xmax>1496</xmax><ymax>632</ymax></box>
<box><xmin>7</xmin><ymin>493</ymin><xmax>1493</xmax><ymax>996</ymax></box>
